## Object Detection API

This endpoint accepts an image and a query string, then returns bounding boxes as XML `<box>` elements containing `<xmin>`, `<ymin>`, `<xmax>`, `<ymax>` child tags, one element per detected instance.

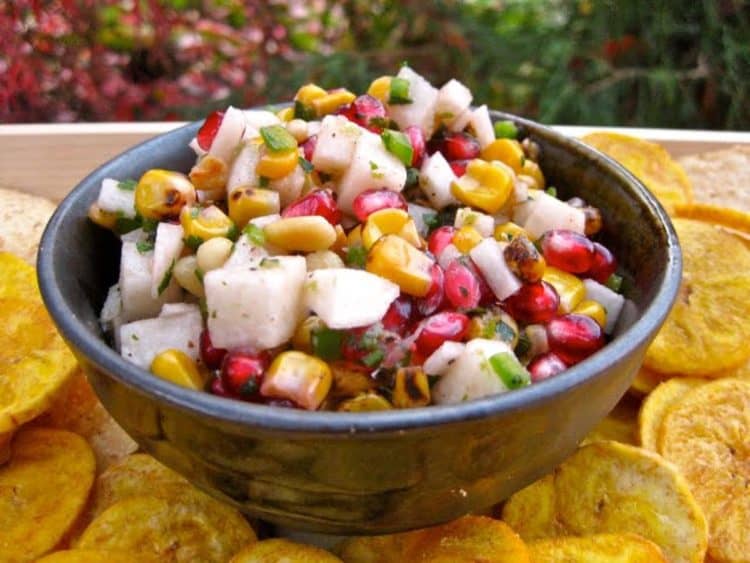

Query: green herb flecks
<box><xmin>260</xmin><ymin>257</ymin><xmax>280</xmax><ymax>269</ymax></box>
<box><xmin>298</xmin><ymin>156</ymin><xmax>314</xmax><ymax>173</ymax></box>
<box><xmin>345</xmin><ymin>245</ymin><xmax>367</xmax><ymax>268</ymax></box>
<box><xmin>243</xmin><ymin>223</ymin><xmax>266</xmax><ymax>246</ymax></box>
<box><xmin>294</xmin><ymin>100</ymin><xmax>316</xmax><ymax>121</ymax></box>
<box><xmin>184</xmin><ymin>235</ymin><xmax>204</xmax><ymax>251</ymax></box>
<box><xmin>606</xmin><ymin>273</ymin><xmax>624</xmax><ymax>293</ymax></box>
<box><xmin>135</xmin><ymin>240</ymin><xmax>154</xmax><ymax>254</ymax></box>
<box><xmin>157</xmin><ymin>259</ymin><xmax>176</xmax><ymax>296</ymax></box>
<box><xmin>312</xmin><ymin>328</ymin><xmax>343</xmax><ymax>361</ymax></box>
<box><xmin>362</xmin><ymin>348</ymin><xmax>385</xmax><ymax>368</ymax></box>
<box><xmin>117</xmin><ymin>179</ymin><xmax>137</xmax><ymax>191</ymax></box>
<box><xmin>381</xmin><ymin>129</ymin><xmax>413</xmax><ymax>166</ymax></box>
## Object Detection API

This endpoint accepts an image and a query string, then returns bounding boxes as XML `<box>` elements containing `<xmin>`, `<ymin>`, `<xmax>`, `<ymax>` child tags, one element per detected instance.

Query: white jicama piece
<box><xmin>437</xmin><ymin>243</ymin><xmax>462</xmax><ymax>270</ymax></box>
<box><xmin>100</xmin><ymin>283</ymin><xmax>122</xmax><ymax>334</ymax></box>
<box><xmin>205</xmin><ymin>256</ymin><xmax>306</xmax><ymax>350</ymax></box>
<box><xmin>419</xmin><ymin>152</ymin><xmax>459</xmax><ymax>209</ymax></box>
<box><xmin>222</xmin><ymin>233</ymin><xmax>268</xmax><ymax>270</ymax></box>
<box><xmin>119</xmin><ymin>304</ymin><xmax>203</xmax><ymax>370</ymax></box>
<box><xmin>514</xmin><ymin>191</ymin><xmax>586</xmax><ymax>239</ymax></box>
<box><xmin>151</xmin><ymin>223</ymin><xmax>184</xmax><ymax>298</ymax></box>
<box><xmin>583</xmin><ymin>279</ymin><xmax>625</xmax><ymax>334</ymax></box>
<box><xmin>469</xmin><ymin>104</ymin><xmax>495</xmax><ymax>148</ymax></box>
<box><xmin>189</xmin><ymin>137</ymin><xmax>207</xmax><ymax>157</ymax></box>
<box><xmin>423</xmin><ymin>341</ymin><xmax>465</xmax><ymax>376</ymax></box>
<box><xmin>435</xmin><ymin>79</ymin><xmax>473</xmax><ymax>128</ymax></box>
<box><xmin>227</xmin><ymin>141</ymin><xmax>261</xmax><ymax>192</ymax></box>
<box><xmin>454</xmin><ymin>207</ymin><xmax>495</xmax><ymax>237</ymax></box>
<box><xmin>336</xmin><ymin>129</ymin><xmax>407</xmax><ymax>215</ymax></box>
<box><xmin>119</xmin><ymin>241</ymin><xmax>180</xmax><ymax>322</ymax></box>
<box><xmin>311</xmin><ymin>115</ymin><xmax>362</xmax><ymax>175</ymax></box>
<box><xmin>208</xmin><ymin>106</ymin><xmax>246</xmax><ymax>164</ymax></box>
<box><xmin>97</xmin><ymin>178</ymin><xmax>136</xmax><ymax>218</ymax></box>
<box><xmin>388</xmin><ymin>66</ymin><xmax>439</xmax><ymax>138</ymax></box>
<box><xmin>303</xmin><ymin>269</ymin><xmax>400</xmax><ymax>329</ymax></box>
<box><xmin>242</xmin><ymin>109</ymin><xmax>280</xmax><ymax>130</ymax></box>
<box><xmin>469</xmin><ymin>239</ymin><xmax>522</xmax><ymax>301</ymax></box>
<box><xmin>447</xmin><ymin>108</ymin><xmax>474</xmax><ymax>133</ymax></box>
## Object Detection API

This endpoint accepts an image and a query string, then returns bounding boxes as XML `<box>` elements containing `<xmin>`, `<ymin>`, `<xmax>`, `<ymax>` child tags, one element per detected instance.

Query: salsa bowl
<box><xmin>38</xmin><ymin>111</ymin><xmax>680</xmax><ymax>534</ymax></box>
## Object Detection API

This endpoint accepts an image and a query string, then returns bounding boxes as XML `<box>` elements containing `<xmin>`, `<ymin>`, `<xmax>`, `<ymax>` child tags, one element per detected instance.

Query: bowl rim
<box><xmin>38</xmin><ymin>111</ymin><xmax>681</xmax><ymax>435</ymax></box>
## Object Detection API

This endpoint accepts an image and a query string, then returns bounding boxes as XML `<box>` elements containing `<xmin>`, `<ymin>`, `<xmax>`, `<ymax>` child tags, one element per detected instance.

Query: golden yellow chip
<box><xmin>0</xmin><ymin>251</ymin><xmax>39</xmax><ymax>297</ymax></box>
<box><xmin>36</xmin><ymin>550</ymin><xmax>157</xmax><ymax>563</ymax></box>
<box><xmin>502</xmin><ymin>441</ymin><xmax>707</xmax><ymax>563</ymax></box>
<box><xmin>0</xmin><ymin>427</ymin><xmax>95</xmax><ymax>562</ymax></box>
<box><xmin>77</xmin><ymin>490</ymin><xmax>256</xmax><ymax>562</ymax></box>
<box><xmin>644</xmin><ymin>218</ymin><xmax>750</xmax><ymax>376</ymax></box>
<box><xmin>675</xmin><ymin>202</ymin><xmax>750</xmax><ymax>238</ymax></box>
<box><xmin>638</xmin><ymin>377</ymin><xmax>706</xmax><ymax>451</ymax></box>
<box><xmin>498</xmin><ymin>474</ymin><xmax>568</xmax><ymax>540</ymax></box>
<box><xmin>658</xmin><ymin>378</ymin><xmax>750</xmax><ymax>563</ymax></box>
<box><xmin>629</xmin><ymin>367</ymin><xmax>668</xmax><ymax>396</ymax></box>
<box><xmin>581</xmin><ymin>132</ymin><xmax>692</xmax><ymax>214</ymax></box>
<box><xmin>528</xmin><ymin>533</ymin><xmax>667</xmax><ymax>562</ymax></box>
<box><xmin>583</xmin><ymin>395</ymin><xmax>639</xmax><ymax>446</ymax></box>
<box><xmin>230</xmin><ymin>538</ymin><xmax>342</xmax><ymax>562</ymax></box>
<box><xmin>338</xmin><ymin>515</ymin><xmax>530</xmax><ymax>562</ymax></box>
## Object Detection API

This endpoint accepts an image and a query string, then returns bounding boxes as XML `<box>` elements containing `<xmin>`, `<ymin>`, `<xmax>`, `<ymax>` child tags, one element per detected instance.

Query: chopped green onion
<box><xmin>514</xmin><ymin>332</ymin><xmax>531</xmax><ymax>359</ymax></box>
<box><xmin>260</xmin><ymin>125</ymin><xmax>297</xmax><ymax>152</ymax></box>
<box><xmin>381</xmin><ymin>129</ymin><xmax>413</xmax><ymax>166</ymax></box>
<box><xmin>389</xmin><ymin>77</ymin><xmax>413</xmax><ymax>105</ymax></box>
<box><xmin>545</xmin><ymin>186</ymin><xmax>557</xmax><ymax>197</ymax></box>
<box><xmin>294</xmin><ymin>100</ymin><xmax>316</xmax><ymax>121</ymax></box>
<box><xmin>258</xmin><ymin>176</ymin><xmax>270</xmax><ymax>187</ymax></box>
<box><xmin>493</xmin><ymin>120</ymin><xmax>518</xmax><ymax>139</ymax></box>
<box><xmin>298</xmin><ymin>156</ymin><xmax>314</xmax><ymax>173</ymax></box>
<box><xmin>194</xmin><ymin>268</ymin><xmax>204</xmax><ymax>283</ymax></box>
<box><xmin>114</xmin><ymin>216</ymin><xmax>141</xmax><ymax>235</ymax></box>
<box><xmin>312</xmin><ymin>328</ymin><xmax>343</xmax><ymax>361</ymax></box>
<box><xmin>141</xmin><ymin>217</ymin><xmax>159</xmax><ymax>233</ymax></box>
<box><xmin>157</xmin><ymin>259</ymin><xmax>176</xmax><ymax>295</ymax></box>
<box><xmin>362</xmin><ymin>348</ymin><xmax>385</xmax><ymax>368</ymax></box>
<box><xmin>405</xmin><ymin>167</ymin><xmax>419</xmax><ymax>187</ymax></box>
<box><xmin>184</xmin><ymin>235</ymin><xmax>204</xmax><ymax>251</ymax></box>
<box><xmin>495</xmin><ymin>321</ymin><xmax>517</xmax><ymax>343</ymax></box>
<box><xmin>260</xmin><ymin>257</ymin><xmax>280</xmax><ymax>269</ymax></box>
<box><xmin>135</xmin><ymin>240</ymin><xmax>154</xmax><ymax>254</ymax></box>
<box><xmin>606</xmin><ymin>273</ymin><xmax>624</xmax><ymax>293</ymax></box>
<box><xmin>345</xmin><ymin>245</ymin><xmax>367</xmax><ymax>268</ymax></box>
<box><xmin>422</xmin><ymin>212</ymin><xmax>440</xmax><ymax>231</ymax></box>
<box><xmin>243</xmin><ymin>224</ymin><xmax>265</xmax><ymax>246</ymax></box>
<box><xmin>117</xmin><ymin>179</ymin><xmax>137</xmax><ymax>191</ymax></box>
<box><xmin>489</xmin><ymin>352</ymin><xmax>530</xmax><ymax>390</ymax></box>
<box><xmin>226</xmin><ymin>223</ymin><xmax>240</xmax><ymax>242</ymax></box>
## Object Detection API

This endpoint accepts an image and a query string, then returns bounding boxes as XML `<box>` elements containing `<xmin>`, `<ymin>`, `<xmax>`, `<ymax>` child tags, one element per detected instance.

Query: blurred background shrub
<box><xmin>1</xmin><ymin>0</ymin><xmax>748</xmax><ymax>128</ymax></box>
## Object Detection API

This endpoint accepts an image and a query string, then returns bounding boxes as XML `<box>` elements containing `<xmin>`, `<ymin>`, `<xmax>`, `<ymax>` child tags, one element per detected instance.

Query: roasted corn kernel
<box><xmin>338</xmin><ymin>393</ymin><xmax>392</xmax><ymax>412</ymax></box>
<box><xmin>173</xmin><ymin>255</ymin><xmax>204</xmax><ymax>297</ymax></box>
<box><xmin>367</xmin><ymin>76</ymin><xmax>392</xmax><ymax>102</ymax></box>
<box><xmin>392</xmin><ymin>367</ymin><xmax>430</xmax><ymax>408</ymax></box>
<box><xmin>256</xmin><ymin>148</ymin><xmax>299</xmax><ymax>180</ymax></box>
<box><xmin>264</xmin><ymin>216</ymin><xmax>337</xmax><ymax>252</ymax></box>
<box><xmin>494</xmin><ymin>221</ymin><xmax>528</xmax><ymax>242</ymax></box>
<box><xmin>452</xmin><ymin>225</ymin><xmax>483</xmax><ymax>254</ymax></box>
<box><xmin>276</xmin><ymin>106</ymin><xmax>295</xmax><ymax>122</ymax></box>
<box><xmin>573</xmin><ymin>299</ymin><xmax>607</xmax><ymax>329</ymax></box>
<box><xmin>306</xmin><ymin>250</ymin><xmax>345</xmax><ymax>271</ymax></box>
<box><xmin>228</xmin><ymin>186</ymin><xmax>281</xmax><ymax>228</ymax></box>
<box><xmin>180</xmin><ymin>205</ymin><xmax>237</xmax><ymax>247</ymax></box>
<box><xmin>329</xmin><ymin>361</ymin><xmax>376</xmax><ymax>400</ymax></box>
<box><xmin>362</xmin><ymin>208</ymin><xmax>422</xmax><ymax>250</ymax></box>
<box><xmin>135</xmin><ymin>169</ymin><xmax>196</xmax><ymax>220</ymax></box>
<box><xmin>311</xmin><ymin>89</ymin><xmax>356</xmax><ymax>117</ymax></box>
<box><xmin>292</xmin><ymin>315</ymin><xmax>327</xmax><ymax>354</ymax></box>
<box><xmin>196</xmin><ymin>237</ymin><xmax>233</xmax><ymax>272</ymax></box>
<box><xmin>520</xmin><ymin>159</ymin><xmax>545</xmax><ymax>189</ymax></box>
<box><xmin>261</xmin><ymin>351</ymin><xmax>332</xmax><ymax>410</ymax></box>
<box><xmin>450</xmin><ymin>159</ymin><xmax>513</xmax><ymax>214</ymax></box>
<box><xmin>503</xmin><ymin>234</ymin><xmax>546</xmax><ymax>283</ymax></box>
<box><xmin>150</xmin><ymin>349</ymin><xmax>204</xmax><ymax>390</ymax></box>
<box><xmin>294</xmin><ymin>83</ymin><xmax>328</xmax><ymax>106</ymax></box>
<box><xmin>188</xmin><ymin>154</ymin><xmax>228</xmax><ymax>192</ymax></box>
<box><xmin>87</xmin><ymin>203</ymin><xmax>117</xmax><ymax>230</ymax></box>
<box><xmin>467</xmin><ymin>308</ymin><xmax>519</xmax><ymax>347</ymax></box>
<box><xmin>543</xmin><ymin>266</ymin><xmax>586</xmax><ymax>313</ymax></box>
<box><xmin>481</xmin><ymin>138</ymin><xmax>526</xmax><ymax>174</ymax></box>
<box><xmin>366</xmin><ymin>234</ymin><xmax>434</xmax><ymax>297</ymax></box>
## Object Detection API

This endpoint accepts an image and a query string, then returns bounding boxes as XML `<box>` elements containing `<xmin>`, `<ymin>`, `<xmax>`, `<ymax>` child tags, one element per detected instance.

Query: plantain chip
<box><xmin>581</xmin><ymin>132</ymin><xmax>692</xmax><ymax>214</ymax></box>
<box><xmin>0</xmin><ymin>427</ymin><xmax>95</xmax><ymax>562</ymax></box>
<box><xmin>36</xmin><ymin>550</ymin><xmax>157</xmax><ymax>563</ymax></box>
<box><xmin>644</xmin><ymin>218</ymin><xmax>750</xmax><ymax>376</ymax></box>
<box><xmin>338</xmin><ymin>515</ymin><xmax>530</xmax><ymax>562</ymax></box>
<box><xmin>675</xmin><ymin>202</ymin><xmax>750</xmax><ymax>239</ymax></box>
<box><xmin>658</xmin><ymin>378</ymin><xmax>750</xmax><ymax>563</ymax></box>
<box><xmin>583</xmin><ymin>395</ymin><xmax>639</xmax><ymax>446</ymax></box>
<box><xmin>638</xmin><ymin>377</ymin><xmax>706</xmax><ymax>451</ymax></box>
<box><xmin>230</xmin><ymin>538</ymin><xmax>342</xmax><ymax>562</ymax></box>
<box><xmin>528</xmin><ymin>533</ymin><xmax>667</xmax><ymax>562</ymax></box>
<box><xmin>77</xmin><ymin>490</ymin><xmax>256</xmax><ymax>562</ymax></box>
<box><xmin>629</xmin><ymin>367</ymin><xmax>668</xmax><ymax>396</ymax></box>
<box><xmin>0</xmin><ymin>190</ymin><xmax>56</xmax><ymax>265</ymax></box>
<box><xmin>502</xmin><ymin>441</ymin><xmax>707</xmax><ymax>563</ymax></box>
<box><xmin>0</xmin><ymin>251</ymin><xmax>39</xmax><ymax>297</ymax></box>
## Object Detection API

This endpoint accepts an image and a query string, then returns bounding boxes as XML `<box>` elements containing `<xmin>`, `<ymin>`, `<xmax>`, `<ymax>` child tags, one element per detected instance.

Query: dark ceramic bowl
<box><xmin>38</xmin><ymin>111</ymin><xmax>680</xmax><ymax>534</ymax></box>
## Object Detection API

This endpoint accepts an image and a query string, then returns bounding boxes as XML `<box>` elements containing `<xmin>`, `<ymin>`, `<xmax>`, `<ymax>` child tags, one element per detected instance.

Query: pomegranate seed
<box><xmin>541</xmin><ymin>229</ymin><xmax>595</xmax><ymax>274</ymax></box>
<box><xmin>587</xmin><ymin>242</ymin><xmax>618</xmax><ymax>283</ymax></box>
<box><xmin>449</xmin><ymin>159</ymin><xmax>470</xmax><ymax>177</ymax></box>
<box><xmin>444</xmin><ymin>260</ymin><xmax>481</xmax><ymax>310</ymax></box>
<box><xmin>415</xmin><ymin>263</ymin><xmax>445</xmax><ymax>317</ymax></box>
<box><xmin>404</xmin><ymin>125</ymin><xmax>426</xmax><ymax>167</ymax></box>
<box><xmin>210</xmin><ymin>375</ymin><xmax>234</xmax><ymax>398</ymax></box>
<box><xmin>220</xmin><ymin>351</ymin><xmax>268</xmax><ymax>399</ymax></box>
<box><xmin>337</xmin><ymin>95</ymin><xmax>387</xmax><ymax>133</ymax></box>
<box><xmin>199</xmin><ymin>329</ymin><xmax>227</xmax><ymax>370</ymax></box>
<box><xmin>528</xmin><ymin>352</ymin><xmax>567</xmax><ymax>383</ymax></box>
<box><xmin>196</xmin><ymin>110</ymin><xmax>224</xmax><ymax>150</ymax></box>
<box><xmin>381</xmin><ymin>296</ymin><xmax>413</xmax><ymax>336</ymax></box>
<box><xmin>440</xmin><ymin>132</ymin><xmax>480</xmax><ymax>161</ymax></box>
<box><xmin>504</xmin><ymin>281</ymin><xmax>560</xmax><ymax>325</ymax></box>
<box><xmin>427</xmin><ymin>226</ymin><xmax>457</xmax><ymax>257</ymax></box>
<box><xmin>301</xmin><ymin>134</ymin><xmax>317</xmax><ymax>162</ymax></box>
<box><xmin>546</xmin><ymin>314</ymin><xmax>605</xmax><ymax>365</ymax></box>
<box><xmin>416</xmin><ymin>311</ymin><xmax>469</xmax><ymax>355</ymax></box>
<box><xmin>282</xmin><ymin>189</ymin><xmax>341</xmax><ymax>225</ymax></box>
<box><xmin>351</xmin><ymin>188</ymin><xmax>408</xmax><ymax>222</ymax></box>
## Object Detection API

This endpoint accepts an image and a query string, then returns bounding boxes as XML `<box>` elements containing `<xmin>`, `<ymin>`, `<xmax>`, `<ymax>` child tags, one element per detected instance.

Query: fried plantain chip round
<box><xmin>675</xmin><ymin>202</ymin><xmax>750</xmax><ymax>239</ymax></box>
<box><xmin>36</xmin><ymin>550</ymin><xmax>157</xmax><ymax>563</ymax></box>
<box><xmin>0</xmin><ymin>251</ymin><xmax>39</xmax><ymax>298</ymax></box>
<box><xmin>581</xmin><ymin>132</ymin><xmax>692</xmax><ymax>214</ymax></box>
<box><xmin>644</xmin><ymin>218</ymin><xmax>750</xmax><ymax>376</ymax></box>
<box><xmin>77</xmin><ymin>490</ymin><xmax>256</xmax><ymax>562</ymax></box>
<box><xmin>230</xmin><ymin>538</ymin><xmax>342</xmax><ymax>562</ymax></box>
<box><xmin>638</xmin><ymin>377</ymin><xmax>706</xmax><ymax>451</ymax></box>
<box><xmin>583</xmin><ymin>395</ymin><xmax>639</xmax><ymax>446</ymax></box>
<box><xmin>499</xmin><ymin>474</ymin><xmax>568</xmax><ymax>540</ymax></box>
<box><xmin>338</xmin><ymin>515</ymin><xmax>530</xmax><ymax>562</ymax></box>
<box><xmin>528</xmin><ymin>533</ymin><xmax>667</xmax><ymax>563</ymax></box>
<box><xmin>629</xmin><ymin>367</ymin><xmax>668</xmax><ymax>396</ymax></box>
<box><xmin>658</xmin><ymin>378</ymin><xmax>750</xmax><ymax>563</ymax></box>
<box><xmin>0</xmin><ymin>427</ymin><xmax>95</xmax><ymax>562</ymax></box>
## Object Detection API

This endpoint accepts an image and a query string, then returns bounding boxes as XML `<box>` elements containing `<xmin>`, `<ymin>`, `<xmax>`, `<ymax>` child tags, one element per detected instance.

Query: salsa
<box><xmin>90</xmin><ymin>66</ymin><xmax>625</xmax><ymax>411</ymax></box>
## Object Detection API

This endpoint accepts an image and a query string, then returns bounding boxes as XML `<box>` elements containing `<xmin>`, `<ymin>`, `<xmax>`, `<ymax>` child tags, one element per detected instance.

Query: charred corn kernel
<box><xmin>292</xmin><ymin>315</ymin><xmax>326</xmax><ymax>354</ymax></box>
<box><xmin>331</xmin><ymin>224</ymin><xmax>347</xmax><ymax>255</ymax></box>
<box><xmin>330</xmin><ymin>361</ymin><xmax>376</xmax><ymax>399</ymax></box>
<box><xmin>173</xmin><ymin>255</ymin><xmax>204</xmax><ymax>297</ymax></box>
<box><xmin>135</xmin><ymin>169</ymin><xmax>196</xmax><ymax>220</ymax></box>
<box><xmin>311</xmin><ymin>89</ymin><xmax>356</xmax><ymax>117</ymax></box>
<box><xmin>520</xmin><ymin>159</ymin><xmax>545</xmax><ymax>188</ymax></box>
<box><xmin>88</xmin><ymin>203</ymin><xmax>117</xmax><ymax>230</ymax></box>
<box><xmin>467</xmin><ymin>308</ymin><xmax>519</xmax><ymax>346</ymax></box>
<box><xmin>261</xmin><ymin>351</ymin><xmax>332</xmax><ymax>410</ymax></box>
<box><xmin>543</xmin><ymin>266</ymin><xmax>586</xmax><ymax>313</ymax></box>
<box><xmin>481</xmin><ymin>138</ymin><xmax>526</xmax><ymax>174</ymax></box>
<box><xmin>367</xmin><ymin>76</ymin><xmax>392</xmax><ymax>102</ymax></box>
<box><xmin>366</xmin><ymin>234</ymin><xmax>434</xmax><ymax>297</ymax></box>
<box><xmin>264</xmin><ymin>216</ymin><xmax>337</xmax><ymax>252</ymax></box>
<box><xmin>188</xmin><ymin>154</ymin><xmax>228</xmax><ymax>192</ymax></box>
<box><xmin>294</xmin><ymin>83</ymin><xmax>328</xmax><ymax>106</ymax></box>
<box><xmin>150</xmin><ymin>349</ymin><xmax>204</xmax><ymax>390</ymax></box>
<box><xmin>450</xmin><ymin>159</ymin><xmax>513</xmax><ymax>214</ymax></box>
<box><xmin>346</xmin><ymin>225</ymin><xmax>363</xmax><ymax>248</ymax></box>
<box><xmin>573</xmin><ymin>299</ymin><xmax>607</xmax><ymax>329</ymax></box>
<box><xmin>196</xmin><ymin>236</ymin><xmax>233</xmax><ymax>272</ymax></box>
<box><xmin>276</xmin><ymin>106</ymin><xmax>295</xmax><ymax>122</ymax></box>
<box><xmin>257</xmin><ymin>148</ymin><xmax>299</xmax><ymax>180</ymax></box>
<box><xmin>392</xmin><ymin>367</ymin><xmax>430</xmax><ymax>408</ymax></box>
<box><xmin>504</xmin><ymin>234</ymin><xmax>546</xmax><ymax>283</ymax></box>
<box><xmin>306</xmin><ymin>250</ymin><xmax>345</xmax><ymax>271</ymax></box>
<box><xmin>494</xmin><ymin>221</ymin><xmax>528</xmax><ymax>242</ymax></box>
<box><xmin>453</xmin><ymin>225</ymin><xmax>484</xmax><ymax>253</ymax></box>
<box><xmin>228</xmin><ymin>186</ymin><xmax>281</xmax><ymax>228</ymax></box>
<box><xmin>180</xmin><ymin>205</ymin><xmax>237</xmax><ymax>245</ymax></box>
<box><xmin>338</xmin><ymin>393</ymin><xmax>392</xmax><ymax>412</ymax></box>
<box><xmin>362</xmin><ymin>208</ymin><xmax>422</xmax><ymax>250</ymax></box>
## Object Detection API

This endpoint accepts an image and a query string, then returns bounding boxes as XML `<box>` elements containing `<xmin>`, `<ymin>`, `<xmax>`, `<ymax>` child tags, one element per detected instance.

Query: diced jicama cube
<box><xmin>208</xmin><ymin>106</ymin><xmax>246</xmax><ymax>164</ymax></box>
<box><xmin>469</xmin><ymin>105</ymin><xmax>495</xmax><ymax>148</ymax></box>
<box><xmin>432</xmin><ymin>338</ymin><xmax>516</xmax><ymax>404</ymax></box>
<box><xmin>454</xmin><ymin>208</ymin><xmax>494</xmax><ymax>237</ymax></box>
<box><xmin>311</xmin><ymin>115</ymin><xmax>362</xmax><ymax>175</ymax></box>
<box><xmin>227</xmin><ymin>141</ymin><xmax>261</xmax><ymax>192</ymax></box>
<box><xmin>469</xmin><ymin>239</ymin><xmax>522</xmax><ymax>301</ymax></box>
<box><xmin>97</xmin><ymin>178</ymin><xmax>136</xmax><ymax>218</ymax></box>
<box><xmin>388</xmin><ymin>66</ymin><xmax>439</xmax><ymax>138</ymax></box>
<box><xmin>583</xmin><ymin>279</ymin><xmax>625</xmax><ymax>334</ymax></box>
<box><xmin>119</xmin><ymin>241</ymin><xmax>181</xmax><ymax>322</ymax></box>
<box><xmin>435</xmin><ymin>79</ymin><xmax>472</xmax><ymax>129</ymax></box>
<box><xmin>419</xmin><ymin>152</ymin><xmax>459</xmax><ymax>209</ymax></box>
<box><xmin>242</xmin><ymin>110</ymin><xmax>281</xmax><ymax>130</ymax></box>
<box><xmin>303</xmin><ymin>269</ymin><xmax>399</xmax><ymax>329</ymax></box>
<box><xmin>447</xmin><ymin>108</ymin><xmax>473</xmax><ymax>133</ymax></box>
<box><xmin>119</xmin><ymin>304</ymin><xmax>202</xmax><ymax>370</ymax></box>
<box><xmin>100</xmin><ymin>283</ymin><xmax>122</xmax><ymax>333</ymax></box>
<box><xmin>269</xmin><ymin>163</ymin><xmax>305</xmax><ymax>207</ymax></box>
<box><xmin>151</xmin><ymin>223</ymin><xmax>184</xmax><ymax>298</ymax></box>
<box><xmin>189</xmin><ymin>137</ymin><xmax>207</xmax><ymax>157</ymax></box>
<box><xmin>205</xmin><ymin>256</ymin><xmax>307</xmax><ymax>350</ymax></box>
<box><xmin>437</xmin><ymin>243</ymin><xmax>462</xmax><ymax>270</ymax></box>
<box><xmin>514</xmin><ymin>191</ymin><xmax>586</xmax><ymax>239</ymax></box>
<box><xmin>222</xmin><ymin>232</ymin><xmax>268</xmax><ymax>270</ymax></box>
<box><xmin>407</xmin><ymin>202</ymin><xmax>434</xmax><ymax>237</ymax></box>
<box><xmin>423</xmin><ymin>341</ymin><xmax>465</xmax><ymax>376</ymax></box>
<box><xmin>336</xmin><ymin>130</ymin><xmax>406</xmax><ymax>215</ymax></box>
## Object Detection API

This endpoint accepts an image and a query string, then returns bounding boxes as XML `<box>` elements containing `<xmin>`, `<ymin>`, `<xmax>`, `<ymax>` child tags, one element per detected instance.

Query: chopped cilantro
<box><xmin>135</xmin><ymin>240</ymin><xmax>154</xmax><ymax>254</ymax></box>
<box><xmin>298</xmin><ymin>156</ymin><xmax>314</xmax><ymax>173</ymax></box>
<box><xmin>514</xmin><ymin>332</ymin><xmax>531</xmax><ymax>359</ymax></box>
<box><xmin>226</xmin><ymin>223</ymin><xmax>240</xmax><ymax>241</ymax></box>
<box><xmin>260</xmin><ymin>257</ymin><xmax>280</xmax><ymax>269</ymax></box>
<box><xmin>294</xmin><ymin>100</ymin><xmax>316</xmax><ymax>121</ymax></box>
<box><xmin>114</xmin><ymin>215</ymin><xmax>141</xmax><ymax>235</ymax></box>
<box><xmin>312</xmin><ymin>328</ymin><xmax>343</xmax><ymax>361</ymax></box>
<box><xmin>606</xmin><ymin>273</ymin><xmax>624</xmax><ymax>293</ymax></box>
<box><xmin>184</xmin><ymin>235</ymin><xmax>204</xmax><ymax>250</ymax></box>
<box><xmin>546</xmin><ymin>186</ymin><xmax>557</xmax><ymax>198</ymax></box>
<box><xmin>422</xmin><ymin>212</ymin><xmax>440</xmax><ymax>231</ymax></box>
<box><xmin>243</xmin><ymin>224</ymin><xmax>265</xmax><ymax>246</ymax></box>
<box><xmin>405</xmin><ymin>167</ymin><xmax>419</xmax><ymax>188</ymax></box>
<box><xmin>362</xmin><ymin>348</ymin><xmax>385</xmax><ymax>368</ymax></box>
<box><xmin>369</xmin><ymin>160</ymin><xmax>379</xmax><ymax>171</ymax></box>
<box><xmin>117</xmin><ymin>179</ymin><xmax>137</xmax><ymax>191</ymax></box>
<box><xmin>157</xmin><ymin>259</ymin><xmax>176</xmax><ymax>295</ymax></box>
<box><xmin>260</xmin><ymin>124</ymin><xmax>297</xmax><ymax>152</ymax></box>
<box><xmin>345</xmin><ymin>245</ymin><xmax>367</xmax><ymax>268</ymax></box>
<box><xmin>141</xmin><ymin>217</ymin><xmax>159</xmax><ymax>233</ymax></box>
